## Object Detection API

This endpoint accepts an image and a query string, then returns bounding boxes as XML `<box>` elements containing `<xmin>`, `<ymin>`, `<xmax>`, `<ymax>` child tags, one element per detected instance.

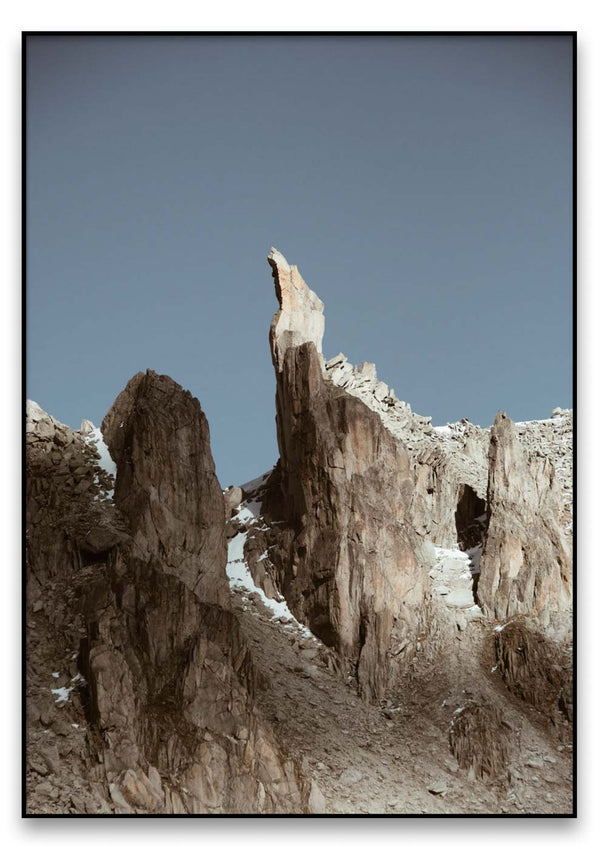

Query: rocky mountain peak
<box><xmin>268</xmin><ymin>247</ymin><xmax>325</xmax><ymax>372</ymax></box>
<box><xmin>25</xmin><ymin>249</ymin><xmax>573</xmax><ymax>816</ymax></box>
<box><xmin>26</xmin><ymin>378</ymin><xmax>319</xmax><ymax>814</ymax></box>
<box><xmin>100</xmin><ymin>369</ymin><xmax>228</xmax><ymax>605</ymax></box>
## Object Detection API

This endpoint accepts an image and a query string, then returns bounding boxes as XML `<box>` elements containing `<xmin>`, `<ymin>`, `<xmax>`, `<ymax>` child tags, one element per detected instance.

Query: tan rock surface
<box><xmin>101</xmin><ymin>370</ymin><xmax>229</xmax><ymax>605</ymax></box>
<box><xmin>267</xmin><ymin>252</ymin><xmax>432</xmax><ymax>701</ymax></box>
<box><xmin>25</xmin><ymin>248</ymin><xmax>573</xmax><ymax>816</ymax></box>
<box><xmin>26</xmin><ymin>379</ymin><xmax>315</xmax><ymax>814</ymax></box>
<box><xmin>477</xmin><ymin>412</ymin><xmax>572</xmax><ymax>631</ymax></box>
<box><xmin>223</xmin><ymin>480</ymin><xmax>573</xmax><ymax>815</ymax></box>
<box><xmin>268</xmin><ymin>247</ymin><xmax>325</xmax><ymax>372</ymax></box>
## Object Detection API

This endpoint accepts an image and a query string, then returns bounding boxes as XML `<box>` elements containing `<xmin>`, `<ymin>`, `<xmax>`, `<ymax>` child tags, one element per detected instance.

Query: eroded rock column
<box><xmin>267</xmin><ymin>249</ymin><xmax>426</xmax><ymax>701</ymax></box>
<box><xmin>477</xmin><ymin>412</ymin><xmax>572</xmax><ymax>629</ymax></box>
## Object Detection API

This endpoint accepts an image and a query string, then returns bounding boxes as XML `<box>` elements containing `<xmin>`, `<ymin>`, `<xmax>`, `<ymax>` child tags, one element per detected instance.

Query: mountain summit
<box><xmin>25</xmin><ymin>250</ymin><xmax>573</xmax><ymax>815</ymax></box>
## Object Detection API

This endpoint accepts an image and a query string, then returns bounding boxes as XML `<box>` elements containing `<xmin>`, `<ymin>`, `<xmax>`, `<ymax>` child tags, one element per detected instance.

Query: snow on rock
<box><xmin>84</xmin><ymin>425</ymin><xmax>116</xmax><ymax>499</ymax></box>
<box><xmin>429</xmin><ymin>546</ymin><xmax>482</xmax><ymax>615</ymax></box>
<box><xmin>51</xmin><ymin>686</ymin><xmax>73</xmax><ymax>704</ymax></box>
<box><xmin>85</xmin><ymin>426</ymin><xmax>116</xmax><ymax>478</ymax></box>
<box><xmin>227</xmin><ymin>528</ymin><xmax>313</xmax><ymax>639</ymax></box>
<box><xmin>227</xmin><ymin>487</ymin><xmax>315</xmax><ymax>640</ymax></box>
<box><xmin>235</xmin><ymin>506</ymin><xmax>258</xmax><ymax>525</ymax></box>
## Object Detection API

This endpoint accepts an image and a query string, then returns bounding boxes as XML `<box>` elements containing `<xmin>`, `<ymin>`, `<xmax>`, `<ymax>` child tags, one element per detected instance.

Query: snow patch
<box><xmin>85</xmin><ymin>427</ymin><xmax>116</xmax><ymax>478</ymax></box>
<box><xmin>226</xmin><ymin>531</ymin><xmax>313</xmax><ymax>639</ymax></box>
<box><xmin>85</xmin><ymin>425</ymin><xmax>116</xmax><ymax>499</ymax></box>
<box><xmin>235</xmin><ymin>505</ymin><xmax>257</xmax><ymax>525</ymax></box>
<box><xmin>429</xmin><ymin>546</ymin><xmax>477</xmax><ymax>610</ymax></box>
<box><xmin>51</xmin><ymin>686</ymin><xmax>73</xmax><ymax>704</ymax></box>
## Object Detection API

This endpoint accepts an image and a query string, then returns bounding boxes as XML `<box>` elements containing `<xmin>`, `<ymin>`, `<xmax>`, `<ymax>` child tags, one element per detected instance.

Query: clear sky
<box><xmin>26</xmin><ymin>34</ymin><xmax>573</xmax><ymax>488</ymax></box>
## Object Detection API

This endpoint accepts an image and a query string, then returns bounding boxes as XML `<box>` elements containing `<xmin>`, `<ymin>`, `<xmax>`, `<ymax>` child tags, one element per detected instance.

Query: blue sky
<box><xmin>26</xmin><ymin>35</ymin><xmax>573</xmax><ymax>487</ymax></box>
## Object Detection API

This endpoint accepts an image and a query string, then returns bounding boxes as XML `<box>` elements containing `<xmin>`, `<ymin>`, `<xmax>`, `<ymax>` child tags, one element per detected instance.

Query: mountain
<box><xmin>25</xmin><ymin>249</ymin><xmax>573</xmax><ymax>814</ymax></box>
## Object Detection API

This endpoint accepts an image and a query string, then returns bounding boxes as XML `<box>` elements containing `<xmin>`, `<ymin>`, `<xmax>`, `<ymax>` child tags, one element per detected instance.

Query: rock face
<box><xmin>263</xmin><ymin>249</ymin><xmax>573</xmax><ymax>702</ymax></box>
<box><xmin>494</xmin><ymin>619</ymin><xmax>572</xmax><ymax>727</ymax></box>
<box><xmin>448</xmin><ymin>701</ymin><xmax>512</xmax><ymax>781</ymax></box>
<box><xmin>477</xmin><ymin>412</ymin><xmax>572</xmax><ymax>629</ymax></box>
<box><xmin>26</xmin><ymin>249</ymin><xmax>573</xmax><ymax>815</ymax></box>
<box><xmin>267</xmin><ymin>250</ymin><xmax>426</xmax><ymax>701</ymax></box>
<box><xmin>101</xmin><ymin>371</ymin><xmax>228</xmax><ymax>605</ymax></box>
<box><xmin>81</xmin><ymin>555</ymin><xmax>310</xmax><ymax>814</ymax></box>
<box><xmin>268</xmin><ymin>247</ymin><xmax>325</xmax><ymax>373</ymax></box>
<box><xmin>25</xmin><ymin>400</ymin><xmax>123</xmax><ymax>603</ymax></box>
<box><xmin>321</xmin><ymin>355</ymin><xmax>491</xmax><ymax>549</ymax></box>
<box><xmin>26</xmin><ymin>375</ymin><xmax>316</xmax><ymax>814</ymax></box>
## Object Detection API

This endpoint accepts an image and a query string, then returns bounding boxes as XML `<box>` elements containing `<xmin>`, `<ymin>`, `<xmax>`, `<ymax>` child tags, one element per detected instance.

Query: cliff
<box><xmin>25</xmin><ymin>248</ymin><xmax>573</xmax><ymax>815</ymax></box>
<box><xmin>25</xmin><ymin>374</ymin><xmax>317</xmax><ymax>814</ymax></box>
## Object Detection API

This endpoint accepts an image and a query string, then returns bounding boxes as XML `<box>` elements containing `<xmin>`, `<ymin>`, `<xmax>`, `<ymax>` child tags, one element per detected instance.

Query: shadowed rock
<box><xmin>449</xmin><ymin>701</ymin><xmax>513</xmax><ymax>781</ymax></box>
<box><xmin>102</xmin><ymin>370</ymin><xmax>228</xmax><ymax>605</ymax></box>
<box><xmin>26</xmin><ymin>380</ymin><xmax>317</xmax><ymax>814</ymax></box>
<box><xmin>266</xmin><ymin>250</ymin><xmax>426</xmax><ymax>701</ymax></box>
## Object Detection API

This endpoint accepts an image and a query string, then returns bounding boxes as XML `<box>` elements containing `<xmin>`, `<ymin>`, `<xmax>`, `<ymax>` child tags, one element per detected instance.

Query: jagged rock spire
<box><xmin>268</xmin><ymin>247</ymin><xmax>325</xmax><ymax>372</ymax></box>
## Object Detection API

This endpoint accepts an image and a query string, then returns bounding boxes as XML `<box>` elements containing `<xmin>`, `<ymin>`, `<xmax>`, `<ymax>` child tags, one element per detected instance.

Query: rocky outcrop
<box><xmin>26</xmin><ymin>376</ymin><xmax>317</xmax><ymax>814</ymax></box>
<box><xmin>266</xmin><ymin>250</ymin><xmax>427</xmax><ymax>701</ymax></box>
<box><xmin>26</xmin><ymin>247</ymin><xmax>573</xmax><ymax>815</ymax></box>
<box><xmin>321</xmin><ymin>355</ymin><xmax>491</xmax><ymax>548</ymax></box>
<box><xmin>477</xmin><ymin>412</ymin><xmax>572</xmax><ymax>629</ymax></box>
<box><xmin>26</xmin><ymin>403</ymin><xmax>131</xmax><ymax>814</ymax></box>
<box><xmin>448</xmin><ymin>701</ymin><xmax>512</xmax><ymax>781</ymax></box>
<box><xmin>264</xmin><ymin>249</ymin><xmax>573</xmax><ymax>702</ymax></box>
<box><xmin>101</xmin><ymin>371</ymin><xmax>228</xmax><ymax>605</ymax></box>
<box><xmin>25</xmin><ymin>400</ymin><xmax>124</xmax><ymax>609</ymax></box>
<box><xmin>268</xmin><ymin>247</ymin><xmax>325</xmax><ymax>373</ymax></box>
<box><xmin>494</xmin><ymin>619</ymin><xmax>572</xmax><ymax>728</ymax></box>
<box><xmin>81</xmin><ymin>552</ymin><xmax>311</xmax><ymax>813</ymax></box>
<box><xmin>513</xmin><ymin>409</ymin><xmax>573</xmax><ymax>534</ymax></box>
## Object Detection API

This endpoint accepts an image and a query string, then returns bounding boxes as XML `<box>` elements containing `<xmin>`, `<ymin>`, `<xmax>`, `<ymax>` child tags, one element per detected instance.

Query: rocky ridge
<box><xmin>263</xmin><ymin>247</ymin><xmax>572</xmax><ymax>702</ymax></box>
<box><xmin>25</xmin><ymin>247</ymin><xmax>573</xmax><ymax>815</ymax></box>
<box><xmin>220</xmin><ymin>477</ymin><xmax>572</xmax><ymax>814</ymax></box>
<box><xmin>26</xmin><ymin>375</ymin><xmax>319</xmax><ymax>814</ymax></box>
